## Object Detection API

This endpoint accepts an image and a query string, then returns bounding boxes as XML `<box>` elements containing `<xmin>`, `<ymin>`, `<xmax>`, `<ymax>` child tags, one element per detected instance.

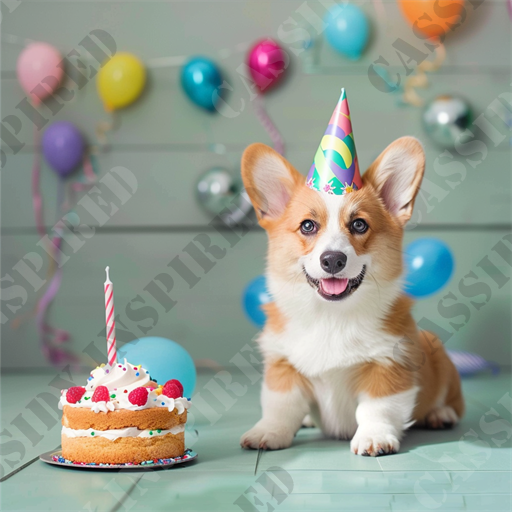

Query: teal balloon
<box><xmin>243</xmin><ymin>275</ymin><xmax>271</xmax><ymax>327</ymax></box>
<box><xmin>404</xmin><ymin>239</ymin><xmax>454</xmax><ymax>298</ymax></box>
<box><xmin>118</xmin><ymin>337</ymin><xmax>196</xmax><ymax>397</ymax></box>
<box><xmin>181</xmin><ymin>57</ymin><xmax>222</xmax><ymax>111</ymax></box>
<box><xmin>325</xmin><ymin>4</ymin><xmax>369</xmax><ymax>60</ymax></box>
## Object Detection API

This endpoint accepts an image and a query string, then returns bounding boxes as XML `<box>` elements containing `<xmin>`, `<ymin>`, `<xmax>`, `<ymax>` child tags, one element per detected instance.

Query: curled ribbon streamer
<box><xmin>36</xmin><ymin>240</ymin><xmax>68</xmax><ymax>345</ymax></box>
<box><xmin>95</xmin><ymin>111</ymin><xmax>119</xmax><ymax>147</ymax></box>
<box><xmin>82</xmin><ymin>152</ymin><xmax>96</xmax><ymax>182</ymax></box>
<box><xmin>64</xmin><ymin>153</ymin><xmax>97</xmax><ymax>211</ymax></box>
<box><xmin>253</xmin><ymin>94</ymin><xmax>285</xmax><ymax>156</ymax></box>
<box><xmin>372</xmin><ymin>0</ymin><xmax>387</xmax><ymax>23</ymax></box>
<box><xmin>36</xmin><ymin>238</ymin><xmax>80</xmax><ymax>367</ymax></box>
<box><xmin>403</xmin><ymin>43</ymin><xmax>446</xmax><ymax>107</ymax></box>
<box><xmin>31</xmin><ymin>126</ymin><xmax>47</xmax><ymax>240</ymax></box>
<box><xmin>35</xmin><ymin>235</ymin><xmax>65</xmax><ymax>341</ymax></box>
<box><xmin>31</xmin><ymin>125</ymin><xmax>57</xmax><ymax>280</ymax></box>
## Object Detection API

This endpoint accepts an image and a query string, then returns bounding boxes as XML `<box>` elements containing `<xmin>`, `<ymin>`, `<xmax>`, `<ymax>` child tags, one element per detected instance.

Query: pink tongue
<box><xmin>320</xmin><ymin>278</ymin><xmax>348</xmax><ymax>295</ymax></box>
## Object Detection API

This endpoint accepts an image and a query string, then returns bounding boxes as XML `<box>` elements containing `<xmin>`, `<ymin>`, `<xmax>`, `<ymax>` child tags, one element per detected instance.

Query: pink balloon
<box><xmin>247</xmin><ymin>39</ymin><xmax>288</xmax><ymax>93</ymax></box>
<box><xmin>17</xmin><ymin>42</ymin><xmax>63</xmax><ymax>105</ymax></box>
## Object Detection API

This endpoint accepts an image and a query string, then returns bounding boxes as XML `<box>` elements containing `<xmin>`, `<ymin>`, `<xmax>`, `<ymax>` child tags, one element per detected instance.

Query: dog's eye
<box><xmin>300</xmin><ymin>220</ymin><xmax>317</xmax><ymax>235</ymax></box>
<box><xmin>351</xmin><ymin>219</ymin><xmax>368</xmax><ymax>234</ymax></box>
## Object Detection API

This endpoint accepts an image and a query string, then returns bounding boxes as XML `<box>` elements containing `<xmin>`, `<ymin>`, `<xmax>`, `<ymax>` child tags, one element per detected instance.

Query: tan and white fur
<box><xmin>240</xmin><ymin>137</ymin><xmax>464</xmax><ymax>456</ymax></box>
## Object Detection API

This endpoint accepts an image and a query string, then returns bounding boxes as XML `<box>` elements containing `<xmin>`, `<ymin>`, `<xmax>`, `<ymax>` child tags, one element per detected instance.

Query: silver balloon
<box><xmin>422</xmin><ymin>95</ymin><xmax>473</xmax><ymax>149</ymax></box>
<box><xmin>196</xmin><ymin>167</ymin><xmax>252</xmax><ymax>225</ymax></box>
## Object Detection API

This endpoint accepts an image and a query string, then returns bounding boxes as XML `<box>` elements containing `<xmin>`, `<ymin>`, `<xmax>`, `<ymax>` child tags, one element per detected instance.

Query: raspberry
<box><xmin>66</xmin><ymin>386</ymin><xmax>86</xmax><ymax>404</ymax></box>
<box><xmin>162</xmin><ymin>379</ymin><xmax>183</xmax><ymax>399</ymax></box>
<box><xmin>128</xmin><ymin>387</ymin><xmax>149</xmax><ymax>406</ymax></box>
<box><xmin>92</xmin><ymin>386</ymin><xmax>110</xmax><ymax>403</ymax></box>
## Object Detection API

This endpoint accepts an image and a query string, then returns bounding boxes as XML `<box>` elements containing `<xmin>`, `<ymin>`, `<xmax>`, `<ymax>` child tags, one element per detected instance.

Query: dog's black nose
<box><xmin>320</xmin><ymin>251</ymin><xmax>347</xmax><ymax>274</ymax></box>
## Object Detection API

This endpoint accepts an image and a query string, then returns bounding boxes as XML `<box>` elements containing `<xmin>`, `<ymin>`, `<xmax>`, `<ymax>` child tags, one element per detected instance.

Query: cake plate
<box><xmin>40</xmin><ymin>448</ymin><xmax>197</xmax><ymax>469</ymax></box>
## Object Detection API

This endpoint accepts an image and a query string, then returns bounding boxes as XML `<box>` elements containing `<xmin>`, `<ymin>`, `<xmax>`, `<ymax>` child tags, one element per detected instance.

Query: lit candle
<box><xmin>104</xmin><ymin>266</ymin><xmax>117</xmax><ymax>366</ymax></box>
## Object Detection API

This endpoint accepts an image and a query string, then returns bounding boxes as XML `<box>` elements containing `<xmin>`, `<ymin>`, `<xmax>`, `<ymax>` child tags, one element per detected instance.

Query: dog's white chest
<box><xmin>310</xmin><ymin>369</ymin><xmax>358</xmax><ymax>439</ymax></box>
<box><xmin>262</xmin><ymin>313</ymin><xmax>396</xmax><ymax>377</ymax></box>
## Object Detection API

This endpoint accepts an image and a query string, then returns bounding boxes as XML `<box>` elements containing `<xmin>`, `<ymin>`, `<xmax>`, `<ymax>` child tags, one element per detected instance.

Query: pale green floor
<box><xmin>1</xmin><ymin>370</ymin><xmax>511</xmax><ymax>512</ymax></box>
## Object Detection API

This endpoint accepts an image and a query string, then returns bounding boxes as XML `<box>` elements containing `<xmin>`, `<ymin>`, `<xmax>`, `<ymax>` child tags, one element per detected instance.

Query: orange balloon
<box><xmin>398</xmin><ymin>0</ymin><xmax>466</xmax><ymax>39</ymax></box>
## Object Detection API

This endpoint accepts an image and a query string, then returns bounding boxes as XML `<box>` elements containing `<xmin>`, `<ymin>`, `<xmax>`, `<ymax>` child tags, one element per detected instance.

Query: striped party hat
<box><xmin>306</xmin><ymin>88</ymin><xmax>363</xmax><ymax>195</ymax></box>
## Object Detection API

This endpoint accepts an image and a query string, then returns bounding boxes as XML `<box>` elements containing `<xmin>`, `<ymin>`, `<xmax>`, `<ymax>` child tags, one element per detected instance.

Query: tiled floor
<box><xmin>1</xmin><ymin>370</ymin><xmax>510</xmax><ymax>511</ymax></box>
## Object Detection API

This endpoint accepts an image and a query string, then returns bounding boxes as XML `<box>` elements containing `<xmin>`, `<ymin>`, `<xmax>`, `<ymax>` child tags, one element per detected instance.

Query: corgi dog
<box><xmin>239</xmin><ymin>137</ymin><xmax>464</xmax><ymax>456</ymax></box>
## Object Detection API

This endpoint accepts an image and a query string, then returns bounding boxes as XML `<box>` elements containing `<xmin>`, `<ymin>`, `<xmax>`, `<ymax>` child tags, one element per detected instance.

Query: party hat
<box><xmin>306</xmin><ymin>88</ymin><xmax>363</xmax><ymax>195</ymax></box>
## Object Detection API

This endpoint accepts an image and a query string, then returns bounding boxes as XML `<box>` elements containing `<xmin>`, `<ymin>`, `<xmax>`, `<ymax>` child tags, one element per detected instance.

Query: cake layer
<box><xmin>62</xmin><ymin>405</ymin><xmax>186</xmax><ymax>430</ymax></box>
<box><xmin>62</xmin><ymin>432</ymin><xmax>185</xmax><ymax>464</ymax></box>
<box><xmin>61</xmin><ymin>424</ymin><xmax>184</xmax><ymax>440</ymax></box>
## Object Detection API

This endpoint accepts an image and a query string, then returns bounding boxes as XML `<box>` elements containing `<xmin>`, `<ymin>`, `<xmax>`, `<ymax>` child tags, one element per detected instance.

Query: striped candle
<box><xmin>104</xmin><ymin>266</ymin><xmax>117</xmax><ymax>366</ymax></box>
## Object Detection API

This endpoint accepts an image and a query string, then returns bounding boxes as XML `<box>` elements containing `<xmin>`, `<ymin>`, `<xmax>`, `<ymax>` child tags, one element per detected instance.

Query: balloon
<box><xmin>196</xmin><ymin>167</ymin><xmax>243</xmax><ymax>214</ymax></box>
<box><xmin>325</xmin><ymin>4</ymin><xmax>369</xmax><ymax>60</ymax></box>
<box><xmin>17</xmin><ymin>42</ymin><xmax>63</xmax><ymax>105</ymax></box>
<box><xmin>97</xmin><ymin>53</ymin><xmax>146</xmax><ymax>111</ymax></box>
<box><xmin>247</xmin><ymin>39</ymin><xmax>288</xmax><ymax>93</ymax></box>
<box><xmin>181</xmin><ymin>57</ymin><xmax>223</xmax><ymax>111</ymax></box>
<box><xmin>118</xmin><ymin>337</ymin><xmax>196</xmax><ymax>397</ymax></box>
<box><xmin>422</xmin><ymin>95</ymin><xmax>472</xmax><ymax>148</ymax></box>
<box><xmin>42</xmin><ymin>121</ymin><xmax>84</xmax><ymax>177</ymax></box>
<box><xmin>196</xmin><ymin>167</ymin><xmax>253</xmax><ymax>225</ymax></box>
<box><xmin>404</xmin><ymin>238</ymin><xmax>454</xmax><ymax>298</ymax></box>
<box><xmin>398</xmin><ymin>0</ymin><xmax>466</xmax><ymax>39</ymax></box>
<box><xmin>243</xmin><ymin>275</ymin><xmax>271</xmax><ymax>327</ymax></box>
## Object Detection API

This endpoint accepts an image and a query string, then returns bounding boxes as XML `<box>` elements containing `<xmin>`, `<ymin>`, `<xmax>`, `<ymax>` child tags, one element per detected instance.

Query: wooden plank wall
<box><xmin>1</xmin><ymin>0</ymin><xmax>511</xmax><ymax>369</ymax></box>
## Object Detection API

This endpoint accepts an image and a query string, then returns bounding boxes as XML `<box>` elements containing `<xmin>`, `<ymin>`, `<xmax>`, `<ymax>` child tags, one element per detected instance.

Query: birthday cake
<box><xmin>58</xmin><ymin>359</ymin><xmax>190</xmax><ymax>464</ymax></box>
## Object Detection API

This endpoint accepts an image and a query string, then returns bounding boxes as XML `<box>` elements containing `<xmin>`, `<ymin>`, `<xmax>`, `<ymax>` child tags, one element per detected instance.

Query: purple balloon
<box><xmin>42</xmin><ymin>121</ymin><xmax>84</xmax><ymax>177</ymax></box>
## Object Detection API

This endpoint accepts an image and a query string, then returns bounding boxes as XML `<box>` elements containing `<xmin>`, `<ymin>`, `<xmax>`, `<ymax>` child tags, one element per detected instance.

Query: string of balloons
<box><xmin>7</xmin><ymin>0</ymin><xmax>500</xmax><ymax>365</ymax></box>
<box><xmin>11</xmin><ymin>33</ymin><xmax>291</xmax><ymax>364</ymax></box>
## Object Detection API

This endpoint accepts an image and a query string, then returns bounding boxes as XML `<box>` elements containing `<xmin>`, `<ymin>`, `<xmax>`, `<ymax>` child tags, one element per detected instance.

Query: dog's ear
<box><xmin>241</xmin><ymin>143</ymin><xmax>302</xmax><ymax>224</ymax></box>
<box><xmin>363</xmin><ymin>136</ymin><xmax>425</xmax><ymax>226</ymax></box>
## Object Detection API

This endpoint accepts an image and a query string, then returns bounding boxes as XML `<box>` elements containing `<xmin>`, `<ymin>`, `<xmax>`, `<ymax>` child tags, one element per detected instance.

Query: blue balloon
<box><xmin>243</xmin><ymin>275</ymin><xmax>271</xmax><ymax>327</ymax></box>
<box><xmin>324</xmin><ymin>4</ymin><xmax>369</xmax><ymax>60</ymax></box>
<box><xmin>181</xmin><ymin>57</ymin><xmax>223</xmax><ymax>111</ymax></box>
<box><xmin>118</xmin><ymin>337</ymin><xmax>196</xmax><ymax>397</ymax></box>
<box><xmin>404</xmin><ymin>239</ymin><xmax>454</xmax><ymax>298</ymax></box>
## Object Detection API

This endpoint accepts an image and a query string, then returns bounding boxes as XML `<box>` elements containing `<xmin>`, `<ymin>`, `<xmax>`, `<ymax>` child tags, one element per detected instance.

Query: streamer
<box><xmin>253</xmin><ymin>94</ymin><xmax>285</xmax><ymax>156</ymax></box>
<box><xmin>402</xmin><ymin>43</ymin><xmax>446</xmax><ymax>107</ymax></box>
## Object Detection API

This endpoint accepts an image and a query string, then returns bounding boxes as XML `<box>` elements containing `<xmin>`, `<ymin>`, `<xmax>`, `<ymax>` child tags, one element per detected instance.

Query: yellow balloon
<box><xmin>97</xmin><ymin>53</ymin><xmax>146</xmax><ymax>111</ymax></box>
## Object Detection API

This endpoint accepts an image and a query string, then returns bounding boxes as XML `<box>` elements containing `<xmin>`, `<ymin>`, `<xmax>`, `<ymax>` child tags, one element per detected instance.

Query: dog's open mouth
<box><xmin>304</xmin><ymin>265</ymin><xmax>366</xmax><ymax>301</ymax></box>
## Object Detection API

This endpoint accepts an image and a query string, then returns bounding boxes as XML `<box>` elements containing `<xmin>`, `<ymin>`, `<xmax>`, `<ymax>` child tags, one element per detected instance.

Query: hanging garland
<box><xmin>5</xmin><ymin>0</ymin><xmax>482</xmax><ymax>364</ymax></box>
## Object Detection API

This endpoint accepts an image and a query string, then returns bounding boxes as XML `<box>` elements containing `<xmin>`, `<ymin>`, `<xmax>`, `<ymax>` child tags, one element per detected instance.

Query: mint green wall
<box><xmin>1</xmin><ymin>1</ymin><xmax>511</xmax><ymax>369</ymax></box>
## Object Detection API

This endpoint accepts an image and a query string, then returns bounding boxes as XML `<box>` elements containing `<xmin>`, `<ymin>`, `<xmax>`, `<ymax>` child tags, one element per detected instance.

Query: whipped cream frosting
<box><xmin>59</xmin><ymin>358</ymin><xmax>190</xmax><ymax>414</ymax></box>
<box><xmin>87</xmin><ymin>359</ymin><xmax>151</xmax><ymax>394</ymax></box>
<box><xmin>62</xmin><ymin>424</ymin><xmax>184</xmax><ymax>440</ymax></box>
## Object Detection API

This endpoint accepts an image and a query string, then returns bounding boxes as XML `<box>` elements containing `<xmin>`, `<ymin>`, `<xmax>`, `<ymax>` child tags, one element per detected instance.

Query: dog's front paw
<box><xmin>240</xmin><ymin>421</ymin><xmax>295</xmax><ymax>450</ymax></box>
<box><xmin>301</xmin><ymin>414</ymin><xmax>316</xmax><ymax>428</ymax></box>
<box><xmin>350</xmin><ymin>426</ymin><xmax>400</xmax><ymax>456</ymax></box>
